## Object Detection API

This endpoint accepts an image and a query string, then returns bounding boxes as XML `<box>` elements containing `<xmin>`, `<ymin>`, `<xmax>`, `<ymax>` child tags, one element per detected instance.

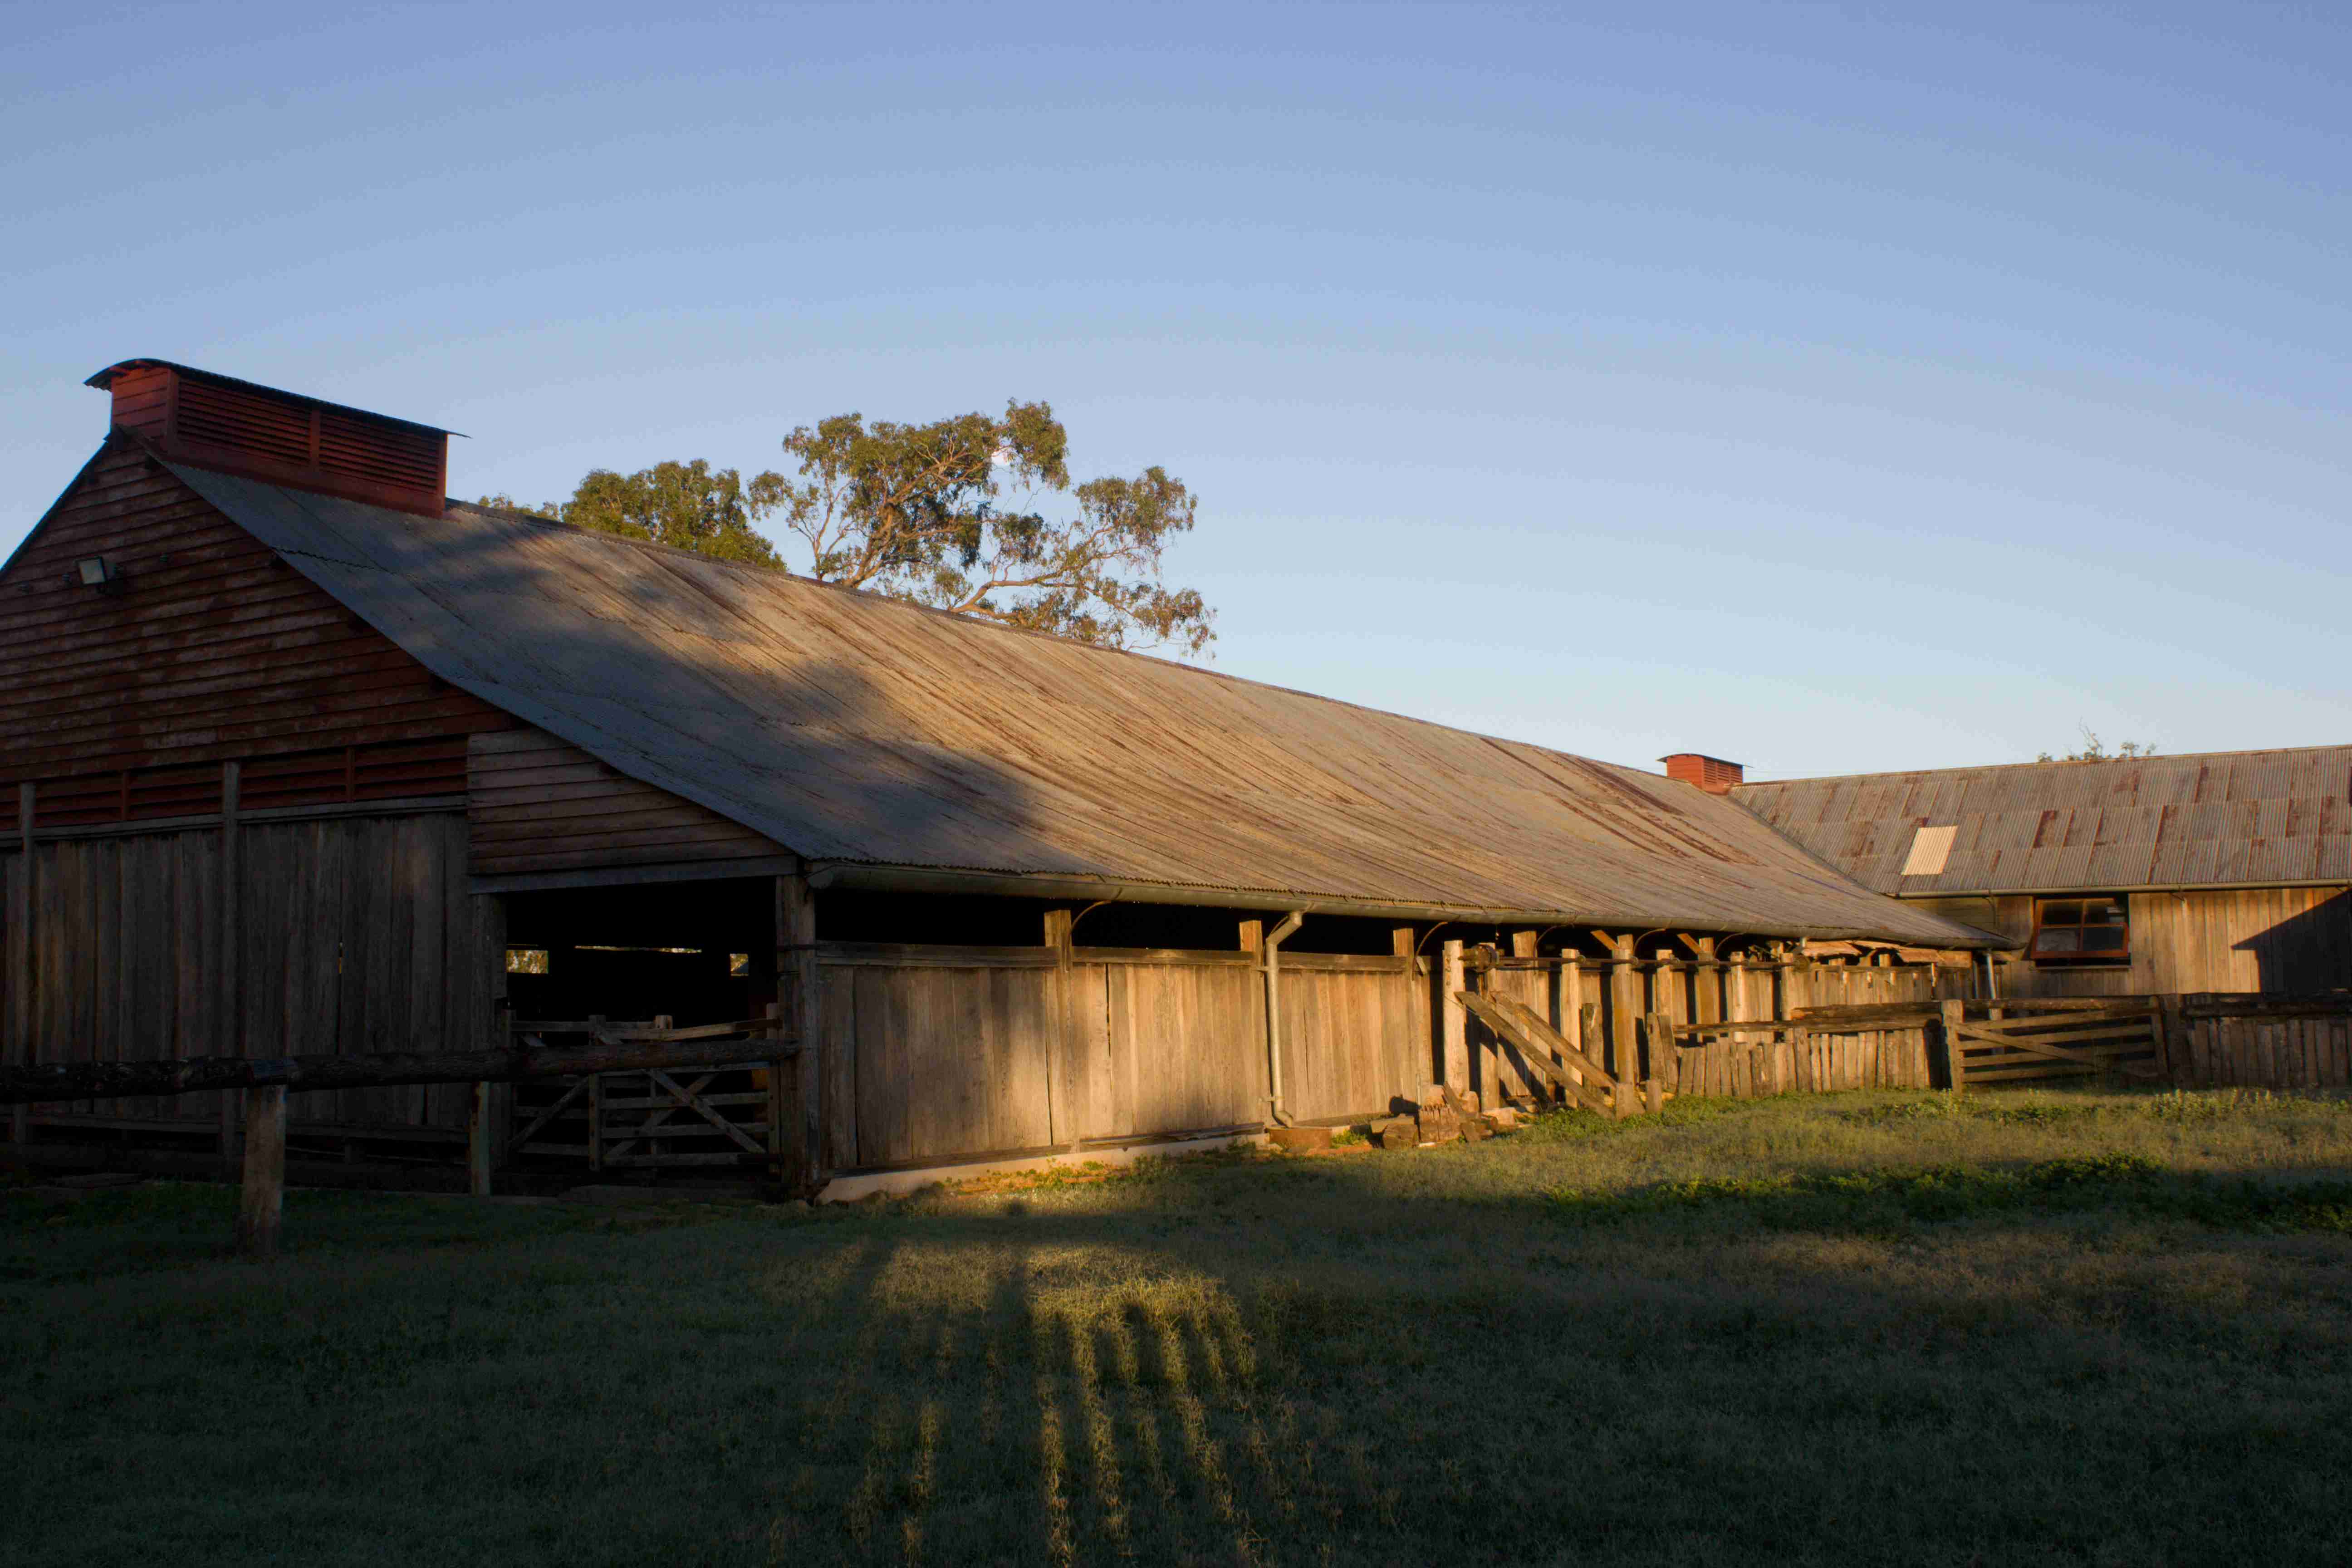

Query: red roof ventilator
<box><xmin>1660</xmin><ymin>753</ymin><xmax>1746</xmax><ymax>794</ymax></box>
<box><xmin>87</xmin><ymin>359</ymin><xmax>452</xmax><ymax>517</ymax></box>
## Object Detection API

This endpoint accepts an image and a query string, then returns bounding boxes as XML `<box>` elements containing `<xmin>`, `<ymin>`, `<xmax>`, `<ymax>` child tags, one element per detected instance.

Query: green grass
<box><xmin>10</xmin><ymin>1088</ymin><xmax>2352</xmax><ymax>1567</ymax></box>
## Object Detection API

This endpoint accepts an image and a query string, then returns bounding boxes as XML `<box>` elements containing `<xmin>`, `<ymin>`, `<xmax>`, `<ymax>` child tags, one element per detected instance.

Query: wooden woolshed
<box><xmin>1735</xmin><ymin>750</ymin><xmax>2352</xmax><ymax>1000</ymax></box>
<box><xmin>1</xmin><ymin>361</ymin><xmax>1992</xmax><ymax>1192</ymax></box>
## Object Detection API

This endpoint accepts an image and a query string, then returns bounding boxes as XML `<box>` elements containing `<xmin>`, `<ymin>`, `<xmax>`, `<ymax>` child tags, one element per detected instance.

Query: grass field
<box><xmin>10</xmin><ymin>1088</ymin><xmax>2352</xmax><ymax>1567</ymax></box>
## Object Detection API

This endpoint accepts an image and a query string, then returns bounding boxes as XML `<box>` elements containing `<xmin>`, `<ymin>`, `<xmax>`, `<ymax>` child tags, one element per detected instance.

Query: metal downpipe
<box><xmin>1262</xmin><ymin>911</ymin><xmax>1306</xmax><ymax>1129</ymax></box>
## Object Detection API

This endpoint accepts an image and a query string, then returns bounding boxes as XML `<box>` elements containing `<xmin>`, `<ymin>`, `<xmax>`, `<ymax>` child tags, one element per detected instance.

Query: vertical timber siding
<box><xmin>1918</xmin><ymin>887</ymin><xmax>2352</xmax><ymax>998</ymax></box>
<box><xmin>22</xmin><ymin>813</ymin><xmax>487</xmax><ymax>1138</ymax></box>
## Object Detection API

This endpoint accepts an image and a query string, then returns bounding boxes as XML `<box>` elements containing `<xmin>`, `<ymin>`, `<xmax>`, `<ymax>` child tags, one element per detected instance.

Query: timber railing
<box><xmin>505</xmin><ymin>1015</ymin><xmax>794</xmax><ymax>1174</ymax></box>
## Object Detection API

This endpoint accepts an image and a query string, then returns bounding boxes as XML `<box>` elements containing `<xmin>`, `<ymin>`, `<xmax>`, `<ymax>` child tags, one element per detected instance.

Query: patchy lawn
<box><xmin>9</xmin><ymin>1088</ymin><xmax>2352</xmax><ymax>1567</ymax></box>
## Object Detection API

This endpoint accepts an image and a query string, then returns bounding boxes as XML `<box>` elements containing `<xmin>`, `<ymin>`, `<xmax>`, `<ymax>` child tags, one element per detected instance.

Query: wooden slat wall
<box><xmin>811</xmin><ymin>946</ymin><xmax>1426</xmax><ymax>1171</ymax></box>
<box><xmin>0</xmin><ymin>440</ymin><xmax>510</xmax><ymax>786</ymax></box>
<box><xmin>2171</xmin><ymin>1007</ymin><xmax>2352</xmax><ymax>1091</ymax></box>
<box><xmin>24</xmin><ymin>812</ymin><xmax>485</xmax><ymax>1137</ymax></box>
<box><xmin>466</xmin><ymin>727</ymin><xmax>787</xmax><ymax>877</ymax></box>
<box><xmin>1276</xmin><ymin>960</ymin><xmax>1423</xmax><ymax>1122</ymax></box>
<box><xmin>1921</xmin><ymin>888</ymin><xmax>2352</xmax><ymax>999</ymax></box>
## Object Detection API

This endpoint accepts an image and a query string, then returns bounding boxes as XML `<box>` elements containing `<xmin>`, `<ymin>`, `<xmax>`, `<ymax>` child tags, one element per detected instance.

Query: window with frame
<box><xmin>2029</xmin><ymin>897</ymin><xmax>2129</xmax><ymax>965</ymax></box>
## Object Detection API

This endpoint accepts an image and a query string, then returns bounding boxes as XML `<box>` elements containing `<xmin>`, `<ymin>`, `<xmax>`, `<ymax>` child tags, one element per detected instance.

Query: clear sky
<box><xmin>5</xmin><ymin>3</ymin><xmax>2347</xmax><ymax>781</ymax></box>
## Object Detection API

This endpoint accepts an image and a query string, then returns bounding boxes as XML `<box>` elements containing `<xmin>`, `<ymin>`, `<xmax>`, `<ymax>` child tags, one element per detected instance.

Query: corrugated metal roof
<box><xmin>1735</xmin><ymin>748</ymin><xmax>2352</xmax><ymax>895</ymax></box>
<box><xmin>169</xmin><ymin>462</ymin><xmax>1993</xmax><ymax>946</ymax></box>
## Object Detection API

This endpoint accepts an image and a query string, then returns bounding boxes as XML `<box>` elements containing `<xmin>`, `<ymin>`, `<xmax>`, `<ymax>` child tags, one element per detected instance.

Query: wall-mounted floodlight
<box><xmin>74</xmin><ymin>557</ymin><xmax>121</xmax><ymax>591</ymax></box>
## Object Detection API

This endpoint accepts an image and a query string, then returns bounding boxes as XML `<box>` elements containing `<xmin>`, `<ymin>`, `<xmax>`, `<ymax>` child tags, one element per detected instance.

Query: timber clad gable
<box><xmin>0</xmin><ymin>438</ymin><xmax>510</xmax><ymax>798</ymax></box>
<box><xmin>467</xmin><ymin>727</ymin><xmax>787</xmax><ymax>878</ymax></box>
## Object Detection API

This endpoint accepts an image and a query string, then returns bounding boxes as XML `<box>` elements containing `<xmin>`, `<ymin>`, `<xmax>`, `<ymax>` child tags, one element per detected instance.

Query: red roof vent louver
<box><xmin>86</xmin><ymin>359</ymin><xmax>452</xmax><ymax>517</ymax></box>
<box><xmin>1661</xmin><ymin>753</ymin><xmax>1746</xmax><ymax>794</ymax></box>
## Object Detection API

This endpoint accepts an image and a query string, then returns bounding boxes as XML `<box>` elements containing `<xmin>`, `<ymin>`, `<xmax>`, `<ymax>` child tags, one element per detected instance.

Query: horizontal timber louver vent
<box><xmin>176</xmin><ymin>376</ymin><xmax>315</xmax><ymax>469</ymax></box>
<box><xmin>86</xmin><ymin>359</ymin><xmax>451</xmax><ymax>516</ymax></box>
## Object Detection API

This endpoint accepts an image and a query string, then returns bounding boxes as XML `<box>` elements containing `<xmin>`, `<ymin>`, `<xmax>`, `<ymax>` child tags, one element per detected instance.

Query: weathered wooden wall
<box><xmin>1916</xmin><ymin>887</ymin><xmax>2352</xmax><ymax>997</ymax></box>
<box><xmin>1468</xmin><ymin>951</ymin><xmax>1946</xmax><ymax>1104</ymax></box>
<box><xmin>468</xmin><ymin>728</ymin><xmax>786</xmax><ymax>878</ymax></box>
<box><xmin>14</xmin><ymin>811</ymin><xmax>490</xmax><ymax>1143</ymax></box>
<box><xmin>798</xmin><ymin>943</ymin><xmax>1430</xmax><ymax>1171</ymax></box>
<box><xmin>0</xmin><ymin>438</ymin><xmax>509</xmax><ymax>790</ymax></box>
<box><xmin>2169</xmin><ymin>1001</ymin><xmax>2352</xmax><ymax>1091</ymax></box>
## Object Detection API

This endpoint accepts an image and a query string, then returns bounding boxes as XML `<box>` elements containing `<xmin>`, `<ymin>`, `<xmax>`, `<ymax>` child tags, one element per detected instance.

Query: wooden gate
<box><xmin>1940</xmin><ymin>1000</ymin><xmax>2164</xmax><ymax>1088</ymax></box>
<box><xmin>506</xmin><ymin>1015</ymin><xmax>790</xmax><ymax>1172</ymax></box>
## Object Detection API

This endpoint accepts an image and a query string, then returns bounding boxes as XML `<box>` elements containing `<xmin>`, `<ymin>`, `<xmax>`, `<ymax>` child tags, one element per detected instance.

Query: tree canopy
<box><xmin>2037</xmin><ymin>728</ymin><xmax>2157</xmax><ymax>764</ymax></box>
<box><xmin>477</xmin><ymin>459</ymin><xmax>780</xmax><ymax>568</ymax></box>
<box><xmin>482</xmin><ymin>401</ymin><xmax>1211</xmax><ymax>656</ymax></box>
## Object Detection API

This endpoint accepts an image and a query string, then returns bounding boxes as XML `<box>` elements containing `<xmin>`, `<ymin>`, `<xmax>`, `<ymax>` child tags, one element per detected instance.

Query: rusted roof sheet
<box><xmin>167</xmin><ymin>463</ymin><xmax>1992</xmax><ymax>945</ymax></box>
<box><xmin>1735</xmin><ymin>749</ymin><xmax>2352</xmax><ymax>895</ymax></box>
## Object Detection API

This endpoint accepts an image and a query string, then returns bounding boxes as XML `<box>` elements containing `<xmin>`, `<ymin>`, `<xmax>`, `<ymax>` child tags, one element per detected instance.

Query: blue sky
<box><xmin>4</xmin><ymin>3</ymin><xmax>2347</xmax><ymax>779</ymax></box>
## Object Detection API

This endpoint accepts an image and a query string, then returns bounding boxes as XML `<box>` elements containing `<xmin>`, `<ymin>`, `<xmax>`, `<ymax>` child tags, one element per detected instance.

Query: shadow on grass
<box><xmin>11</xmin><ymin>1092</ymin><xmax>2352</xmax><ymax>1566</ymax></box>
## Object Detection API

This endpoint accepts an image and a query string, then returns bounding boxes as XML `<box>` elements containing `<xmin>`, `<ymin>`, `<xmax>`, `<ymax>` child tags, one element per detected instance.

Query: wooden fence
<box><xmin>2166</xmin><ymin>995</ymin><xmax>2352</xmax><ymax>1090</ymax></box>
<box><xmin>1464</xmin><ymin>943</ymin><xmax>1950</xmax><ymax>1105</ymax></box>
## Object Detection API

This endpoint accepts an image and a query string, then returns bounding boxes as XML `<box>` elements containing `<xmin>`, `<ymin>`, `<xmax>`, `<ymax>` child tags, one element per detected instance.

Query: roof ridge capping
<box><xmin>1732</xmin><ymin>743</ymin><xmax>2352</xmax><ymax>791</ymax></box>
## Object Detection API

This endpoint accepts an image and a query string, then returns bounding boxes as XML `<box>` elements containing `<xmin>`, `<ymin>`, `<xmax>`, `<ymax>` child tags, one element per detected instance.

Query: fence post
<box><xmin>8</xmin><ymin>783</ymin><xmax>29</xmax><ymax>1153</ymax></box>
<box><xmin>1607</xmin><ymin>936</ymin><xmax>1638</xmax><ymax>1116</ymax></box>
<box><xmin>1940</xmin><ymin>999</ymin><xmax>1967</xmax><ymax>1093</ymax></box>
<box><xmin>778</xmin><ymin>873</ymin><xmax>823</xmax><ymax>1194</ymax></box>
<box><xmin>468</xmin><ymin>1080</ymin><xmax>495</xmax><ymax>1196</ymax></box>
<box><xmin>1441</xmin><ymin>940</ymin><xmax>1469</xmax><ymax>1095</ymax></box>
<box><xmin>1781</xmin><ymin>946</ymin><xmax>1811</xmax><ymax>1093</ymax></box>
<box><xmin>216</xmin><ymin>763</ymin><xmax>240</xmax><ymax>1175</ymax></box>
<box><xmin>235</xmin><ymin>1084</ymin><xmax>286</xmax><ymax>1259</ymax></box>
<box><xmin>1644</xmin><ymin>1012</ymin><xmax>1669</xmax><ymax>1114</ymax></box>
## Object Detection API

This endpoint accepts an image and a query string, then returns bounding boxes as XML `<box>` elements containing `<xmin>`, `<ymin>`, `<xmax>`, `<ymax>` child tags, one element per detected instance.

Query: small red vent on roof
<box><xmin>1660</xmin><ymin>753</ymin><xmax>1745</xmax><ymax>794</ymax></box>
<box><xmin>86</xmin><ymin>359</ymin><xmax>451</xmax><ymax>517</ymax></box>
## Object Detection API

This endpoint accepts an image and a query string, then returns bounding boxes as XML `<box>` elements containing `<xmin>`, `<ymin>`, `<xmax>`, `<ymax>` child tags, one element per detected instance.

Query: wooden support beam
<box><xmin>1456</xmin><ymin>993</ymin><xmax>1615</xmax><ymax>1115</ymax></box>
<box><xmin>1607</xmin><ymin>936</ymin><xmax>1637</xmax><ymax>1117</ymax></box>
<box><xmin>1782</xmin><ymin>947</ymin><xmax>1813</xmax><ymax>1093</ymax></box>
<box><xmin>235</xmin><ymin>1085</ymin><xmax>286</xmax><ymax>1260</ymax></box>
<box><xmin>8</xmin><ymin>783</ymin><xmax>29</xmax><ymax>1151</ymax></box>
<box><xmin>1644</xmin><ymin>1013</ymin><xmax>1669</xmax><ymax>1114</ymax></box>
<box><xmin>468</xmin><ymin>1080</ymin><xmax>495</xmax><ymax>1196</ymax></box>
<box><xmin>216</xmin><ymin>762</ymin><xmax>240</xmax><ymax>1171</ymax></box>
<box><xmin>1726</xmin><ymin>947</ymin><xmax>1753</xmax><ymax>1095</ymax></box>
<box><xmin>1441</xmin><ymin>939</ymin><xmax>1468</xmax><ymax>1093</ymax></box>
<box><xmin>778</xmin><ymin>874</ymin><xmax>822</xmax><ymax>1194</ymax></box>
<box><xmin>1578</xmin><ymin>1002</ymin><xmax>1601</xmax><ymax>1107</ymax></box>
<box><xmin>1046</xmin><ymin>908</ymin><xmax>1083</xmax><ymax>1151</ymax></box>
<box><xmin>1392</xmin><ymin>926</ymin><xmax>1415</xmax><ymax>960</ymax></box>
<box><xmin>1941</xmin><ymin>999</ymin><xmax>1967</xmax><ymax>1092</ymax></box>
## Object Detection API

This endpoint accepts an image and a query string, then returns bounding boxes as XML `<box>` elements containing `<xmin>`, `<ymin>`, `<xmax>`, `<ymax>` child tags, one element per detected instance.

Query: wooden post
<box><xmin>1781</xmin><ymin>946</ymin><xmax>1812</xmax><ymax>1093</ymax></box>
<box><xmin>8</xmin><ymin>783</ymin><xmax>29</xmax><ymax>1151</ymax></box>
<box><xmin>1692</xmin><ymin>937</ymin><xmax>1721</xmax><ymax>1099</ymax></box>
<box><xmin>216</xmin><ymin>762</ymin><xmax>241</xmax><ymax>1172</ymax></box>
<box><xmin>235</xmin><ymin>1084</ymin><xmax>286</xmax><ymax>1259</ymax></box>
<box><xmin>1941</xmin><ymin>999</ymin><xmax>1967</xmax><ymax>1093</ymax></box>
<box><xmin>764</xmin><ymin>1000</ymin><xmax>787</xmax><ymax>1177</ymax></box>
<box><xmin>1644</xmin><ymin>1012</ymin><xmax>1669</xmax><ymax>1114</ymax></box>
<box><xmin>468</xmin><ymin>1079</ymin><xmax>495</xmax><ymax>1196</ymax></box>
<box><xmin>470</xmin><ymin>892</ymin><xmax>508</xmax><ymax>1196</ymax></box>
<box><xmin>585</xmin><ymin>1014</ymin><xmax>606</xmax><ymax>1172</ymax></box>
<box><xmin>1046</xmin><ymin>908</ymin><xmax>1083</xmax><ymax>1152</ymax></box>
<box><xmin>777</xmin><ymin>872</ymin><xmax>823</xmax><ymax>1193</ymax></box>
<box><xmin>1440</xmin><ymin>939</ymin><xmax>1468</xmax><ymax>1094</ymax></box>
<box><xmin>1726</xmin><ymin>948</ymin><xmax>1751</xmax><ymax>1098</ymax></box>
<box><xmin>2151</xmin><ymin>995</ymin><xmax>2182</xmax><ymax>1086</ymax></box>
<box><xmin>1604</xmin><ymin>934</ymin><xmax>1637</xmax><ymax>1116</ymax></box>
<box><xmin>1499</xmin><ymin>930</ymin><xmax>1539</xmax><ymax>1106</ymax></box>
